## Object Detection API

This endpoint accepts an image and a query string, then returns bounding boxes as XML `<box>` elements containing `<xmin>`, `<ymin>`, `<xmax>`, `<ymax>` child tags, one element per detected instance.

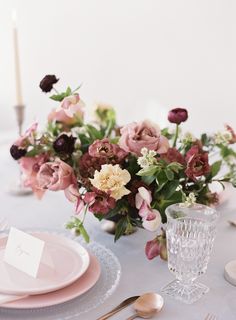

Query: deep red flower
<box><xmin>160</xmin><ymin>147</ymin><xmax>185</xmax><ymax>165</ymax></box>
<box><xmin>84</xmin><ymin>189</ymin><xmax>116</xmax><ymax>214</ymax></box>
<box><xmin>39</xmin><ymin>75</ymin><xmax>59</xmax><ymax>93</ymax></box>
<box><xmin>168</xmin><ymin>108</ymin><xmax>188</xmax><ymax>125</ymax></box>
<box><xmin>79</xmin><ymin>153</ymin><xmax>107</xmax><ymax>178</ymax></box>
<box><xmin>185</xmin><ymin>145</ymin><xmax>210</xmax><ymax>181</ymax></box>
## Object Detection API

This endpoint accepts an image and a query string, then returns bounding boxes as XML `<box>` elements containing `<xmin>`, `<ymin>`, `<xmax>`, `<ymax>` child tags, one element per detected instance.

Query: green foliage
<box><xmin>50</xmin><ymin>86</ymin><xmax>72</xmax><ymax>102</ymax></box>
<box><xmin>66</xmin><ymin>217</ymin><xmax>90</xmax><ymax>243</ymax></box>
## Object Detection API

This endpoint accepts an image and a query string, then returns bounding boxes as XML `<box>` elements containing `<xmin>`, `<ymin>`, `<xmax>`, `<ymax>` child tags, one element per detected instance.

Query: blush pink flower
<box><xmin>135</xmin><ymin>187</ymin><xmax>161</xmax><ymax>232</ymax></box>
<box><xmin>37</xmin><ymin>159</ymin><xmax>76</xmax><ymax>191</ymax></box>
<box><xmin>119</xmin><ymin>120</ymin><xmax>169</xmax><ymax>156</ymax></box>
<box><xmin>19</xmin><ymin>154</ymin><xmax>47</xmax><ymax>199</ymax></box>
<box><xmin>14</xmin><ymin>122</ymin><xmax>38</xmax><ymax>147</ymax></box>
<box><xmin>48</xmin><ymin>94</ymin><xmax>84</xmax><ymax>124</ymax></box>
<box><xmin>145</xmin><ymin>238</ymin><xmax>160</xmax><ymax>260</ymax></box>
<box><xmin>64</xmin><ymin>184</ymin><xmax>85</xmax><ymax>214</ymax></box>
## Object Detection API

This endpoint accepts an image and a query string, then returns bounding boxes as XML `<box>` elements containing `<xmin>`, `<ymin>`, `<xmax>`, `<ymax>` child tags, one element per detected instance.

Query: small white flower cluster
<box><xmin>181</xmin><ymin>132</ymin><xmax>196</xmax><ymax>144</ymax></box>
<box><xmin>214</xmin><ymin>130</ymin><xmax>232</xmax><ymax>145</ymax></box>
<box><xmin>180</xmin><ymin>192</ymin><xmax>197</xmax><ymax>207</ymax></box>
<box><xmin>137</xmin><ymin>148</ymin><xmax>157</xmax><ymax>169</ymax></box>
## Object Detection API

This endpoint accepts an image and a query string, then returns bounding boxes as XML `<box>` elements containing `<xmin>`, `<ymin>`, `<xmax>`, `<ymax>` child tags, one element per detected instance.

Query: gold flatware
<box><xmin>204</xmin><ymin>313</ymin><xmax>217</xmax><ymax>320</ymax></box>
<box><xmin>96</xmin><ymin>296</ymin><xmax>140</xmax><ymax>320</ymax></box>
<box><xmin>126</xmin><ymin>292</ymin><xmax>164</xmax><ymax>320</ymax></box>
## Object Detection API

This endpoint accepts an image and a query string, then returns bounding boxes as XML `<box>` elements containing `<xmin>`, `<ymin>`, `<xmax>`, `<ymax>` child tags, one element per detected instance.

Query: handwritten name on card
<box><xmin>4</xmin><ymin>228</ymin><xmax>45</xmax><ymax>278</ymax></box>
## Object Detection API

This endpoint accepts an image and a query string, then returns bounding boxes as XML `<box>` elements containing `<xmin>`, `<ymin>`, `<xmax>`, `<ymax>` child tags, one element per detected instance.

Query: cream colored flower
<box><xmin>90</xmin><ymin>164</ymin><xmax>131</xmax><ymax>200</ymax></box>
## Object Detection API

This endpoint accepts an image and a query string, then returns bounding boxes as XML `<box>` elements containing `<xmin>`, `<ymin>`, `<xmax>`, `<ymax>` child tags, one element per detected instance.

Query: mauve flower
<box><xmin>168</xmin><ymin>108</ymin><xmax>188</xmax><ymax>125</ymax></box>
<box><xmin>127</xmin><ymin>180</ymin><xmax>150</xmax><ymax>207</ymax></box>
<box><xmin>160</xmin><ymin>147</ymin><xmax>185</xmax><ymax>165</ymax></box>
<box><xmin>119</xmin><ymin>120</ymin><xmax>169</xmax><ymax>156</ymax></box>
<box><xmin>88</xmin><ymin>139</ymin><xmax>128</xmax><ymax>163</ymax></box>
<box><xmin>185</xmin><ymin>145</ymin><xmax>210</xmax><ymax>181</ymax></box>
<box><xmin>145</xmin><ymin>229</ymin><xmax>167</xmax><ymax>261</ymax></box>
<box><xmin>10</xmin><ymin>145</ymin><xmax>26</xmax><ymax>160</ymax></box>
<box><xmin>225</xmin><ymin>124</ymin><xmax>236</xmax><ymax>144</ymax></box>
<box><xmin>37</xmin><ymin>159</ymin><xmax>76</xmax><ymax>191</ymax></box>
<box><xmin>64</xmin><ymin>185</ymin><xmax>85</xmax><ymax>214</ymax></box>
<box><xmin>135</xmin><ymin>187</ymin><xmax>161</xmax><ymax>232</ymax></box>
<box><xmin>84</xmin><ymin>189</ymin><xmax>116</xmax><ymax>214</ymax></box>
<box><xmin>53</xmin><ymin>134</ymin><xmax>76</xmax><ymax>154</ymax></box>
<box><xmin>19</xmin><ymin>154</ymin><xmax>48</xmax><ymax>199</ymax></box>
<box><xmin>39</xmin><ymin>75</ymin><xmax>59</xmax><ymax>93</ymax></box>
<box><xmin>145</xmin><ymin>238</ymin><xmax>160</xmax><ymax>260</ymax></box>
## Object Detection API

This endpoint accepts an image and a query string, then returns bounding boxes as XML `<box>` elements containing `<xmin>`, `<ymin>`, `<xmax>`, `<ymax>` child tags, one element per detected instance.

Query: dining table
<box><xmin>0</xmin><ymin>138</ymin><xmax>236</xmax><ymax>320</ymax></box>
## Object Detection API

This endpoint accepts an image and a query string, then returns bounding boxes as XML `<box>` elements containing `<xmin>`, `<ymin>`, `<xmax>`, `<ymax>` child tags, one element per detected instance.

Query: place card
<box><xmin>3</xmin><ymin>227</ymin><xmax>53</xmax><ymax>278</ymax></box>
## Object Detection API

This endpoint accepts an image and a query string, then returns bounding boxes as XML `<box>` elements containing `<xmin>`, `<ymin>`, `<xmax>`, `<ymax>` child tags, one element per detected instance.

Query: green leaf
<box><xmin>114</xmin><ymin>217</ymin><xmax>128</xmax><ymax>242</ymax></box>
<box><xmin>167</xmin><ymin>162</ymin><xmax>183</xmax><ymax>173</ymax></box>
<box><xmin>50</xmin><ymin>94</ymin><xmax>64</xmax><ymax>102</ymax></box>
<box><xmin>211</xmin><ymin>160</ymin><xmax>222</xmax><ymax>177</ymax></box>
<box><xmin>165</xmin><ymin>168</ymin><xmax>174</xmax><ymax>181</ymax></box>
<box><xmin>137</xmin><ymin>165</ymin><xmax>158</xmax><ymax>176</ymax></box>
<box><xmin>161</xmin><ymin>180</ymin><xmax>180</xmax><ymax>199</ymax></box>
<box><xmin>65</xmin><ymin>86</ymin><xmax>72</xmax><ymax>96</ymax></box>
<box><xmin>141</xmin><ymin>175</ymin><xmax>156</xmax><ymax>185</ymax></box>
<box><xmin>85</xmin><ymin>124</ymin><xmax>104</xmax><ymax>140</ymax></box>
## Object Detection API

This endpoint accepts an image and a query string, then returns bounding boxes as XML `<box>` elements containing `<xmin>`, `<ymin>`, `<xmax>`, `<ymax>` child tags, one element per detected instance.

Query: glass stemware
<box><xmin>161</xmin><ymin>203</ymin><xmax>219</xmax><ymax>304</ymax></box>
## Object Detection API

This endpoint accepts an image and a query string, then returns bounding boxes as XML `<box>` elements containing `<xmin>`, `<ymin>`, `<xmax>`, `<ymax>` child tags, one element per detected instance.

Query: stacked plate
<box><xmin>0</xmin><ymin>232</ymin><xmax>102</xmax><ymax>309</ymax></box>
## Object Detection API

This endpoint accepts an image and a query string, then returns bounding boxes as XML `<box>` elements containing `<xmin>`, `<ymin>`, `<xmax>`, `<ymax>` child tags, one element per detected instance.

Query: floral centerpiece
<box><xmin>10</xmin><ymin>75</ymin><xmax>236</xmax><ymax>261</ymax></box>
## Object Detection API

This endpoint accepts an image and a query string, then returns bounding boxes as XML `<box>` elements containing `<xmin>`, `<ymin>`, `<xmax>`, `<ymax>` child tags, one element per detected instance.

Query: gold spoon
<box><xmin>126</xmin><ymin>292</ymin><xmax>164</xmax><ymax>320</ymax></box>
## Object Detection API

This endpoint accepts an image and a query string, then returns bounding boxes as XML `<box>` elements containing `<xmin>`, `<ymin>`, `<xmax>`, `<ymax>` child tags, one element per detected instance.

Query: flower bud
<box><xmin>10</xmin><ymin>145</ymin><xmax>26</xmax><ymax>160</ymax></box>
<box><xmin>39</xmin><ymin>75</ymin><xmax>59</xmax><ymax>93</ymax></box>
<box><xmin>168</xmin><ymin>108</ymin><xmax>188</xmax><ymax>125</ymax></box>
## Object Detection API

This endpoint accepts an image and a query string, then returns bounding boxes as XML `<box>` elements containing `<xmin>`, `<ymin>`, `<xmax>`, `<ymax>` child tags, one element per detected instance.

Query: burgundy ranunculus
<box><xmin>10</xmin><ymin>145</ymin><xmax>26</xmax><ymax>160</ymax></box>
<box><xmin>89</xmin><ymin>139</ymin><xmax>128</xmax><ymax>163</ymax></box>
<box><xmin>39</xmin><ymin>75</ymin><xmax>59</xmax><ymax>93</ymax></box>
<box><xmin>84</xmin><ymin>189</ymin><xmax>116</xmax><ymax>214</ymax></box>
<box><xmin>53</xmin><ymin>134</ymin><xmax>76</xmax><ymax>154</ymax></box>
<box><xmin>185</xmin><ymin>145</ymin><xmax>210</xmax><ymax>181</ymax></box>
<box><xmin>168</xmin><ymin>108</ymin><xmax>188</xmax><ymax>125</ymax></box>
<box><xmin>161</xmin><ymin>147</ymin><xmax>185</xmax><ymax>165</ymax></box>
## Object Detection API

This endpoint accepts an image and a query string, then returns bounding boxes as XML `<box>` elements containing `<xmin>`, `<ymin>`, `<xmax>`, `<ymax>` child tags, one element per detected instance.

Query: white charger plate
<box><xmin>0</xmin><ymin>232</ymin><xmax>90</xmax><ymax>295</ymax></box>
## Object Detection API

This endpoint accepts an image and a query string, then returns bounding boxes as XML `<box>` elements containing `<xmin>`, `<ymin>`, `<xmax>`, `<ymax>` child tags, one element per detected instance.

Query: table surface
<box><xmin>0</xmin><ymin>141</ymin><xmax>236</xmax><ymax>320</ymax></box>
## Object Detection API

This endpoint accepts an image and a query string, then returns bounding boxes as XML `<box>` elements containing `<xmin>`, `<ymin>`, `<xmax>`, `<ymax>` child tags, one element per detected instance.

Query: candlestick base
<box><xmin>8</xmin><ymin>180</ymin><xmax>33</xmax><ymax>196</ymax></box>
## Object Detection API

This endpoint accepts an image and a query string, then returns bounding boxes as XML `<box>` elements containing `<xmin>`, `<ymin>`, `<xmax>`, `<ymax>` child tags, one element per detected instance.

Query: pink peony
<box><xmin>19</xmin><ymin>154</ymin><xmax>47</xmax><ymax>199</ymax></box>
<box><xmin>48</xmin><ymin>94</ymin><xmax>84</xmax><ymax>124</ymax></box>
<box><xmin>135</xmin><ymin>187</ymin><xmax>161</xmax><ymax>232</ymax></box>
<box><xmin>37</xmin><ymin>159</ymin><xmax>76</xmax><ymax>191</ymax></box>
<box><xmin>119</xmin><ymin>120</ymin><xmax>169</xmax><ymax>156</ymax></box>
<box><xmin>185</xmin><ymin>145</ymin><xmax>210</xmax><ymax>181</ymax></box>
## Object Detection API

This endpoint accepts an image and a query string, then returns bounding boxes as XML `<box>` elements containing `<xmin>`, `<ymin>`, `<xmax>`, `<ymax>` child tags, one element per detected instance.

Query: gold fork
<box><xmin>205</xmin><ymin>313</ymin><xmax>217</xmax><ymax>320</ymax></box>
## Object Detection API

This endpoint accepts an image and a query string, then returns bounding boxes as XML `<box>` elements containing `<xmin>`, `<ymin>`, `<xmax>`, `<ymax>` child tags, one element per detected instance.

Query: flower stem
<box><xmin>173</xmin><ymin>124</ymin><xmax>179</xmax><ymax>148</ymax></box>
<box><xmin>53</xmin><ymin>87</ymin><xmax>59</xmax><ymax>94</ymax></box>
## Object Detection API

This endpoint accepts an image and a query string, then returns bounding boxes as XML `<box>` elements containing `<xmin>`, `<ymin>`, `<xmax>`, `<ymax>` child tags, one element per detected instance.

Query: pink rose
<box><xmin>48</xmin><ymin>94</ymin><xmax>84</xmax><ymax>124</ymax></box>
<box><xmin>19</xmin><ymin>154</ymin><xmax>47</xmax><ymax>199</ymax></box>
<box><xmin>119</xmin><ymin>120</ymin><xmax>169</xmax><ymax>156</ymax></box>
<box><xmin>37</xmin><ymin>159</ymin><xmax>76</xmax><ymax>191</ymax></box>
<box><xmin>135</xmin><ymin>187</ymin><xmax>161</xmax><ymax>232</ymax></box>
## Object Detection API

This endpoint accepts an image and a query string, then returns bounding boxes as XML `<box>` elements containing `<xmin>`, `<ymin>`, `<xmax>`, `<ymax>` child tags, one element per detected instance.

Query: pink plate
<box><xmin>0</xmin><ymin>232</ymin><xmax>90</xmax><ymax>295</ymax></box>
<box><xmin>1</xmin><ymin>253</ymin><xmax>100</xmax><ymax>309</ymax></box>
